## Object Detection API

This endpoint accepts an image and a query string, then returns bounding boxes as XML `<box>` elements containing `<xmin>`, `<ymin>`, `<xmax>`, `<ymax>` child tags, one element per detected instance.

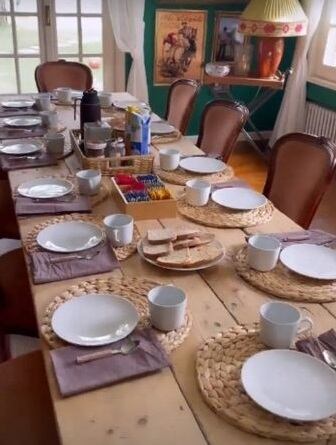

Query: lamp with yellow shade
<box><xmin>238</xmin><ymin>0</ymin><xmax>308</xmax><ymax>78</ymax></box>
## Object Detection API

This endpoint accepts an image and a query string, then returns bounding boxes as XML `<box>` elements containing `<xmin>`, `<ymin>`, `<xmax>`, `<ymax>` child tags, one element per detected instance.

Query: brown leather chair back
<box><xmin>165</xmin><ymin>79</ymin><xmax>200</xmax><ymax>134</ymax></box>
<box><xmin>196</xmin><ymin>100</ymin><xmax>249</xmax><ymax>162</ymax></box>
<box><xmin>263</xmin><ymin>133</ymin><xmax>336</xmax><ymax>228</ymax></box>
<box><xmin>35</xmin><ymin>60</ymin><xmax>93</xmax><ymax>92</ymax></box>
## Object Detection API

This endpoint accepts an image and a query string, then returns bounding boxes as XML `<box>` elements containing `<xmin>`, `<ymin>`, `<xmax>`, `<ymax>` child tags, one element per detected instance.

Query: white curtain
<box><xmin>269</xmin><ymin>0</ymin><xmax>325</xmax><ymax>146</ymax></box>
<box><xmin>107</xmin><ymin>0</ymin><xmax>148</xmax><ymax>102</ymax></box>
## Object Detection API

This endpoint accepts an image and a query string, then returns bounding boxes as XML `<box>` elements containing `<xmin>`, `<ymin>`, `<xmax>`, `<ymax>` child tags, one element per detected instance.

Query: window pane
<box><xmin>83</xmin><ymin>57</ymin><xmax>103</xmax><ymax>90</ymax></box>
<box><xmin>323</xmin><ymin>28</ymin><xmax>336</xmax><ymax>67</ymax></box>
<box><xmin>0</xmin><ymin>1</ymin><xmax>10</xmax><ymax>12</ymax></box>
<box><xmin>81</xmin><ymin>0</ymin><xmax>101</xmax><ymax>14</ymax></box>
<box><xmin>82</xmin><ymin>17</ymin><xmax>102</xmax><ymax>53</ymax></box>
<box><xmin>19</xmin><ymin>57</ymin><xmax>39</xmax><ymax>93</ymax></box>
<box><xmin>55</xmin><ymin>0</ymin><xmax>77</xmax><ymax>14</ymax></box>
<box><xmin>330</xmin><ymin>4</ymin><xmax>336</xmax><ymax>25</ymax></box>
<box><xmin>62</xmin><ymin>57</ymin><xmax>79</xmax><ymax>62</ymax></box>
<box><xmin>16</xmin><ymin>16</ymin><xmax>39</xmax><ymax>54</ymax></box>
<box><xmin>0</xmin><ymin>16</ymin><xmax>13</xmax><ymax>54</ymax></box>
<box><xmin>14</xmin><ymin>0</ymin><xmax>36</xmax><ymax>12</ymax></box>
<box><xmin>57</xmin><ymin>17</ymin><xmax>78</xmax><ymax>54</ymax></box>
<box><xmin>0</xmin><ymin>58</ymin><xmax>17</xmax><ymax>93</ymax></box>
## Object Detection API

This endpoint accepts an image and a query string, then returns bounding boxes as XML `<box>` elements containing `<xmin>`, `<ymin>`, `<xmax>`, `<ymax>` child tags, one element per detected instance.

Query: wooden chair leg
<box><xmin>0</xmin><ymin>350</ymin><xmax>60</xmax><ymax>445</ymax></box>
<box><xmin>0</xmin><ymin>178</ymin><xmax>20</xmax><ymax>238</ymax></box>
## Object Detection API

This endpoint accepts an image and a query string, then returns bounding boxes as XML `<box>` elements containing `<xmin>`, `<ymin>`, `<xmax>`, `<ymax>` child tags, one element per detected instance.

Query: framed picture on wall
<box><xmin>154</xmin><ymin>9</ymin><xmax>207</xmax><ymax>85</ymax></box>
<box><xmin>212</xmin><ymin>12</ymin><xmax>244</xmax><ymax>63</ymax></box>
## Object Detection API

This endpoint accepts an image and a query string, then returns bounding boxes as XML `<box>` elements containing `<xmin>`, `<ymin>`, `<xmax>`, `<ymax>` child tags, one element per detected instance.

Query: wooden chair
<box><xmin>196</xmin><ymin>100</ymin><xmax>249</xmax><ymax>162</ymax></box>
<box><xmin>0</xmin><ymin>177</ymin><xmax>20</xmax><ymax>238</ymax></box>
<box><xmin>0</xmin><ymin>351</ymin><xmax>60</xmax><ymax>444</ymax></box>
<box><xmin>165</xmin><ymin>79</ymin><xmax>200</xmax><ymax>135</ymax></box>
<box><xmin>35</xmin><ymin>59</ymin><xmax>93</xmax><ymax>92</ymax></box>
<box><xmin>263</xmin><ymin>133</ymin><xmax>336</xmax><ymax>228</ymax></box>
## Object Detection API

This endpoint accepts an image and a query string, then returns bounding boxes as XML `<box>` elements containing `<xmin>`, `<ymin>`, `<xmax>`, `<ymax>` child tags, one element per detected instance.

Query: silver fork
<box><xmin>49</xmin><ymin>248</ymin><xmax>102</xmax><ymax>264</ymax></box>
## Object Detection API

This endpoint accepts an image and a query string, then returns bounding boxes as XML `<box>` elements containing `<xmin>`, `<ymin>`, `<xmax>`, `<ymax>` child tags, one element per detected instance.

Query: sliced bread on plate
<box><xmin>147</xmin><ymin>228</ymin><xmax>176</xmax><ymax>244</ymax></box>
<box><xmin>156</xmin><ymin>243</ymin><xmax>223</xmax><ymax>268</ymax></box>
<box><xmin>173</xmin><ymin>233</ymin><xmax>215</xmax><ymax>250</ymax></box>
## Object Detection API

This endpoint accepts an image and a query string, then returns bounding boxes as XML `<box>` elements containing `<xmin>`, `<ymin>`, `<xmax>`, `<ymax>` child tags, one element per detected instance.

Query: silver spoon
<box><xmin>76</xmin><ymin>339</ymin><xmax>140</xmax><ymax>364</ymax></box>
<box><xmin>316</xmin><ymin>338</ymin><xmax>336</xmax><ymax>369</ymax></box>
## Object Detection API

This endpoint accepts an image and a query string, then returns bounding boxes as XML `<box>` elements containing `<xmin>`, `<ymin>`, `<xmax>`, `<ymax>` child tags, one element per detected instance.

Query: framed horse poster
<box><xmin>154</xmin><ymin>9</ymin><xmax>207</xmax><ymax>86</ymax></box>
<box><xmin>212</xmin><ymin>12</ymin><xmax>244</xmax><ymax>63</ymax></box>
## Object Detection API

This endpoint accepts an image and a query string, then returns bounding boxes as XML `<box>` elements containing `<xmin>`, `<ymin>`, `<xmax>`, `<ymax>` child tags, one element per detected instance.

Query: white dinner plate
<box><xmin>151</xmin><ymin>122</ymin><xmax>175</xmax><ymax>135</ymax></box>
<box><xmin>51</xmin><ymin>293</ymin><xmax>139</xmax><ymax>346</ymax></box>
<box><xmin>211</xmin><ymin>187</ymin><xmax>267</xmax><ymax>210</ymax></box>
<box><xmin>113</xmin><ymin>99</ymin><xmax>148</xmax><ymax>110</ymax></box>
<box><xmin>179</xmin><ymin>156</ymin><xmax>226</xmax><ymax>174</ymax></box>
<box><xmin>3</xmin><ymin>116</ymin><xmax>41</xmax><ymax>127</ymax></box>
<box><xmin>280</xmin><ymin>243</ymin><xmax>336</xmax><ymax>280</ymax></box>
<box><xmin>36</xmin><ymin>221</ymin><xmax>103</xmax><ymax>253</ymax></box>
<box><xmin>1</xmin><ymin>100</ymin><xmax>34</xmax><ymax>108</ymax></box>
<box><xmin>241</xmin><ymin>350</ymin><xmax>336</xmax><ymax>421</ymax></box>
<box><xmin>0</xmin><ymin>142</ymin><xmax>42</xmax><ymax>156</ymax></box>
<box><xmin>17</xmin><ymin>178</ymin><xmax>74</xmax><ymax>199</ymax></box>
<box><xmin>137</xmin><ymin>239</ymin><xmax>224</xmax><ymax>272</ymax></box>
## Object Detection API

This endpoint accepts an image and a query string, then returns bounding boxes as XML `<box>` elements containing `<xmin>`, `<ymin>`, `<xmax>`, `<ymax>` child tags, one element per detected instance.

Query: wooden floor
<box><xmin>229</xmin><ymin>141</ymin><xmax>336</xmax><ymax>234</ymax></box>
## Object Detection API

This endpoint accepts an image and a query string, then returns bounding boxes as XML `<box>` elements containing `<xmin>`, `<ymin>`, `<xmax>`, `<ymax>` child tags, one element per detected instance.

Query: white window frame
<box><xmin>309</xmin><ymin>0</ymin><xmax>336</xmax><ymax>91</ymax></box>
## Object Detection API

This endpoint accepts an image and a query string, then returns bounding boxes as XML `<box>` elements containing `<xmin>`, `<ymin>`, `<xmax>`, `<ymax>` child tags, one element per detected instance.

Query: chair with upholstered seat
<box><xmin>35</xmin><ymin>59</ymin><xmax>93</xmax><ymax>92</ymax></box>
<box><xmin>165</xmin><ymin>79</ymin><xmax>200</xmax><ymax>135</ymax></box>
<box><xmin>0</xmin><ymin>350</ymin><xmax>60</xmax><ymax>444</ymax></box>
<box><xmin>263</xmin><ymin>133</ymin><xmax>336</xmax><ymax>228</ymax></box>
<box><xmin>196</xmin><ymin>100</ymin><xmax>249</xmax><ymax>162</ymax></box>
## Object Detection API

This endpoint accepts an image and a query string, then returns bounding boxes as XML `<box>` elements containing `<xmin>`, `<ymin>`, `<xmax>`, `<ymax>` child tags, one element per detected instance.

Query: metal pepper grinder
<box><xmin>74</xmin><ymin>88</ymin><xmax>101</xmax><ymax>136</ymax></box>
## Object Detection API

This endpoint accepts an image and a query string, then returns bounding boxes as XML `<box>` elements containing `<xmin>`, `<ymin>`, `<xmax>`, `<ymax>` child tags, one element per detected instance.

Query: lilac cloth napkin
<box><xmin>50</xmin><ymin>328</ymin><xmax>170</xmax><ymax>397</ymax></box>
<box><xmin>0</xmin><ymin>107</ymin><xmax>39</xmax><ymax>118</ymax></box>
<box><xmin>296</xmin><ymin>329</ymin><xmax>336</xmax><ymax>362</ymax></box>
<box><xmin>30</xmin><ymin>243</ymin><xmax>120</xmax><ymax>284</ymax></box>
<box><xmin>0</xmin><ymin>153</ymin><xmax>57</xmax><ymax>171</ymax></box>
<box><xmin>0</xmin><ymin>127</ymin><xmax>46</xmax><ymax>140</ymax></box>
<box><xmin>263</xmin><ymin>229</ymin><xmax>336</xmax><ymax>248</ymax></box>
<box><xmin>15</xmin><ymin>195</ymin><xmax>91</xmax><ymax>216</ymax></box>
<box><xmin>211</xmin><ymin>179</ymin><xmax>250</xmax><ymax>192</ymax></box>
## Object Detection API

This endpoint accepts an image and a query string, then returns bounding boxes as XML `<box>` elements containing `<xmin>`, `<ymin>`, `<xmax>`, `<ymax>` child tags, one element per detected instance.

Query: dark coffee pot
<box><xmin>74</xmin><ymin>88</ymin><xmax>101</xmax><ymax>135</ymax></box>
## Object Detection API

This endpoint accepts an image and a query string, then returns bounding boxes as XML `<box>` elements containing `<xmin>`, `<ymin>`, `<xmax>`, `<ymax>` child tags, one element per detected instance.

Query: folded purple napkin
<box><xmin>15</xmin><ymin>195</ymin><xmax>91</xmax><ymax>216</ymax></box>
<box><xmin>0</xmin><ymin>107</ymin><xmax>39</xmax><ymax>118</ymax></box>
<box><xmin>0</xmin><ymin>152</ymin><xmax>57</xmax><ymax>171</ymax></box>
<box><xmin>50</xmin><ymin>328</ymin><xmax>170</xmax><ymax>397</ymax></box>
<box><xmin>264</xmin><ymin>229</ymin><xmax>336</xmax><ymax>248</ymax></box>
<box><xmin>0</xmin><ymin>127</ymin><xmax>46</xmax><ymax>139</ymax></box>
<box><xmin>211</xmin><ymin>179</ymin><xmax>250</xmax><ymax>192</ymax></box>
<box><xmin>30</xmin><ymin>243</ymin><xmax>120</xmax><ymax>284</ymax></box>
<box><xmin>296</xmin><ymin>329</ymin><xmax>336</xmax><ymax>362</ymax></box>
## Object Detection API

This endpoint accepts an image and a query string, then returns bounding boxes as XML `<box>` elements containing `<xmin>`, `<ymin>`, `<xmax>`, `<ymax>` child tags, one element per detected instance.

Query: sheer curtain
<box><xmin>269</xmin><ymin>0</ymin><xmax>325</xmax><ymax>146</ymax></box>
<box><xmin>107</xmin><ymin>0</ymin><xmax>148</xmax><ymax>102</ymax></box>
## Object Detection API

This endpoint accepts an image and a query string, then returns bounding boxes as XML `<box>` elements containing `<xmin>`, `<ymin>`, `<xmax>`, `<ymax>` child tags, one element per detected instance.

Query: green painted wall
<box><xmin>307</xmin><ymin>82</ymin><xmax>336</xmax><ymax>111</ymax></box>
<box><xmin>128</xmin><ymin>1</ymin><xmax>296</xmax><ymax>135</ymax></box>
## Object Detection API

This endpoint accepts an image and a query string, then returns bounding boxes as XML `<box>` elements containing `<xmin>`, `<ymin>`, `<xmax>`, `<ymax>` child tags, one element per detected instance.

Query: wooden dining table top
<box><xmin>5</xmin><ymin>92</ymin><xmax>336</xmax><ymax>445</ymax></box>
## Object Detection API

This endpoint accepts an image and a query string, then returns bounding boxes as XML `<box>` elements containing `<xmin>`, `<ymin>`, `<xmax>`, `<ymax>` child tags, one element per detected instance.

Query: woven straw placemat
<box><xmin>41</xmin><ymin>276</ymin><xmax>192</xmax><ymax>354</ymax></box>
<box><xmin>154</xmin><ymin>165</ymin><xmax>234</xmax><ymax>186</ymax></box>
<box><xmin>196</xmin><ymin>324</ymin><xmax>336</xmax><ymax>442</ymax></box>
<box><xmin>177</xmin><ymin>197</ymin><xmax>274</xmax><ymax>228</ymax></box>
<box><xmin>151</xmin><ymin>131</ymin><xmax>182</xmax><ymax>145</ymax></box>
<box><xmin>23</xmin><ymin>213</ymin><xmax>140</xmax><ymax>261</ymax></box>
<box><xmin>233</xmin><ymin>246</ymin><xmax>336</xmax><ymax>303</ymax></box>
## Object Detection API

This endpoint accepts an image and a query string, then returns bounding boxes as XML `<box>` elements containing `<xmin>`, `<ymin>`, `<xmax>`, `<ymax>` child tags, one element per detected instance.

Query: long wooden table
<box><xmin>6</xmin><ymin>93</ymin><xmax>336</xmax><ymax>445</ymax></box>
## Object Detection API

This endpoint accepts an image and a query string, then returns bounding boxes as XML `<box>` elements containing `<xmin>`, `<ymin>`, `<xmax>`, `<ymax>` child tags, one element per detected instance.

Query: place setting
<box><xmin>196</xmin><ymin>302</ymin><xmax>336</xmax><ymax>442</ymax></box>
<box><xmin>40</xmin><ymin>276</ymin><xmax>192</xmax><ymax>397</ymax></box>
<box><xmin>155</xmin><ymin>148</ymin><xmax>235</xmax><ymax>185</ymax></box>
<box><xmin>151</xmin><ymin>121</ymin><xmax>181</xmax><ymax>144</ymax></box>
<box><xmin>0</xmin><ymin>98</ymin><xmax>39</xmax><ymax>118</ymax></box>
<box><xmin>233</xmin><ymin>229</ymin><xmax>336</xmax><ymax>302</ymax></box>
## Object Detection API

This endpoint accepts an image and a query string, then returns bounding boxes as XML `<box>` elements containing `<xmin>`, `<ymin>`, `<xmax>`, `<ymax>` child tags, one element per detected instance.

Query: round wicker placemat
<box><xmin>177</xmin><ymin>197</ymin><xmax>274</xmax><ymax>228</ymax></box>
<box><xmin>154</xmin><ymin>165</ymin><xmax>234</xmax><ymax>186</ymax></box>
<box><xmin>41</xmin><ymin>276</ymin><xmax>192</xmax><ymax>354</ymax></box>
<box><xmin>196</xmin><ymin>324</ymin><xmax>336</xmax><ymax>442</ymax></box>
<box><xmin>151</xmin><ymin>131</ymin><xmax>182</xmax><ymax>145</ymax></box>
<box><xmin>23</xmin><ymin>213</ymin><xmax>140</xmax><ymax>261</ymax></box>
<box><xmin>233</xmin><ymin>246</ymin><xmax>336</xmax><ymax>303</ymax></box>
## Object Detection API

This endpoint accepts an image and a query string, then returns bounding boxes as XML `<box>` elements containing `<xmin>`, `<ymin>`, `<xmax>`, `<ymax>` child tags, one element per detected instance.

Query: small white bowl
<box><xmin>205</xmin><ymin>63</ymin><xmax>230</xmax><ymax>78</ymax></box>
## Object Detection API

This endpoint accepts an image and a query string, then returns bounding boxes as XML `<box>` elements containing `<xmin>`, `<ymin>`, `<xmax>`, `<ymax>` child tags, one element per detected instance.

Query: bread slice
<box><xmin>175</xmin><ymin>227</ymin><xmax>203</xmax><ymax>240</ymax></box>
<box><xmin>156</xmin><ymin>243</ymin><xmax>223</xmax><ymax>268</ymax></box>
<box><xmin>173</xmin><ymin>233</ymin><xmax>215</xmax><ymax>250</ymax></box>
<box><xmin>142</xmin><ymin>238</ymin><xmax>171</xmax><ymax>259</ymax></box>
<box><xmin>147</xmin><ymin>228</ymin><xmax>176</xmax><ymax>244</ymax></box>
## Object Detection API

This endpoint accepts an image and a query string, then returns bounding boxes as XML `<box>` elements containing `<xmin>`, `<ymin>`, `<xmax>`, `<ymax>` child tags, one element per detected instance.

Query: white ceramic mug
<box><xmin>55</xmin><ymin>87</ymin><xmax>72</xmax><ymax>103</ymax></box>
<box><xmin>76</xmin><ymin>169</ymin><xmax>102</xmax><ymax>196</ymax></box>
<box><xmin>40</xmin><ymin>110</ymin><xmax>58</xmax><ymax>129</ymax></box>
<box><xmin>247</xmin><ymin>235</ymin><xmax>281</xmax><ymax>272</ymax></box>
<box><xmin>103</xmin><ymin>214</ymin><xmax>134</xmax><ymax>247</ymax></box>
<box><xmin>185</xmin><ymin>179</ymin><xmax>211</xmax><ymax>206</ymax></box>
<box><xmin>260</xmin><ymin>301</ymin><xmax>313</xmax><ymax>349</ymax></box>
<box><xmin>35</xmin><ymin>93</ymin><xmax>51</xmax><ymax>111</ymax></box>
<box><xmin>45</xmin><ymin>133</ymin><xmax>65</xmax><ymax>156</ymax></box>
<box><xmin>148</xmin><ymin>285</ymin><xmax>186</xmax><ymax>331</ymax></box>
<box><xmin>98</xmin><ymin>92</ymin><xmax>113</xmax><ymax>108</ymax></box>
<box><xmin>159</xmin><ymin>148</ymin><xmax>180</xmax><ymax>171</ymax></box>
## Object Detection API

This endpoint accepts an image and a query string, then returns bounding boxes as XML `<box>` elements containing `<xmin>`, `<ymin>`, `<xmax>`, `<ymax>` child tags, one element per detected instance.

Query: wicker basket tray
<box><xmin>70</xmin><ymin>129</ymin><xmax>154</xmax><ymax>176</ymax></box>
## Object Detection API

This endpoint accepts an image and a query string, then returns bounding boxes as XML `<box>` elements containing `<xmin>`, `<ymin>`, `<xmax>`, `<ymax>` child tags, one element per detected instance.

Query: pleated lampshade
<box><xmin>238</xmin><ymin>0</ymin><xmax>308</xmax><ymax>37</ymax></box>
